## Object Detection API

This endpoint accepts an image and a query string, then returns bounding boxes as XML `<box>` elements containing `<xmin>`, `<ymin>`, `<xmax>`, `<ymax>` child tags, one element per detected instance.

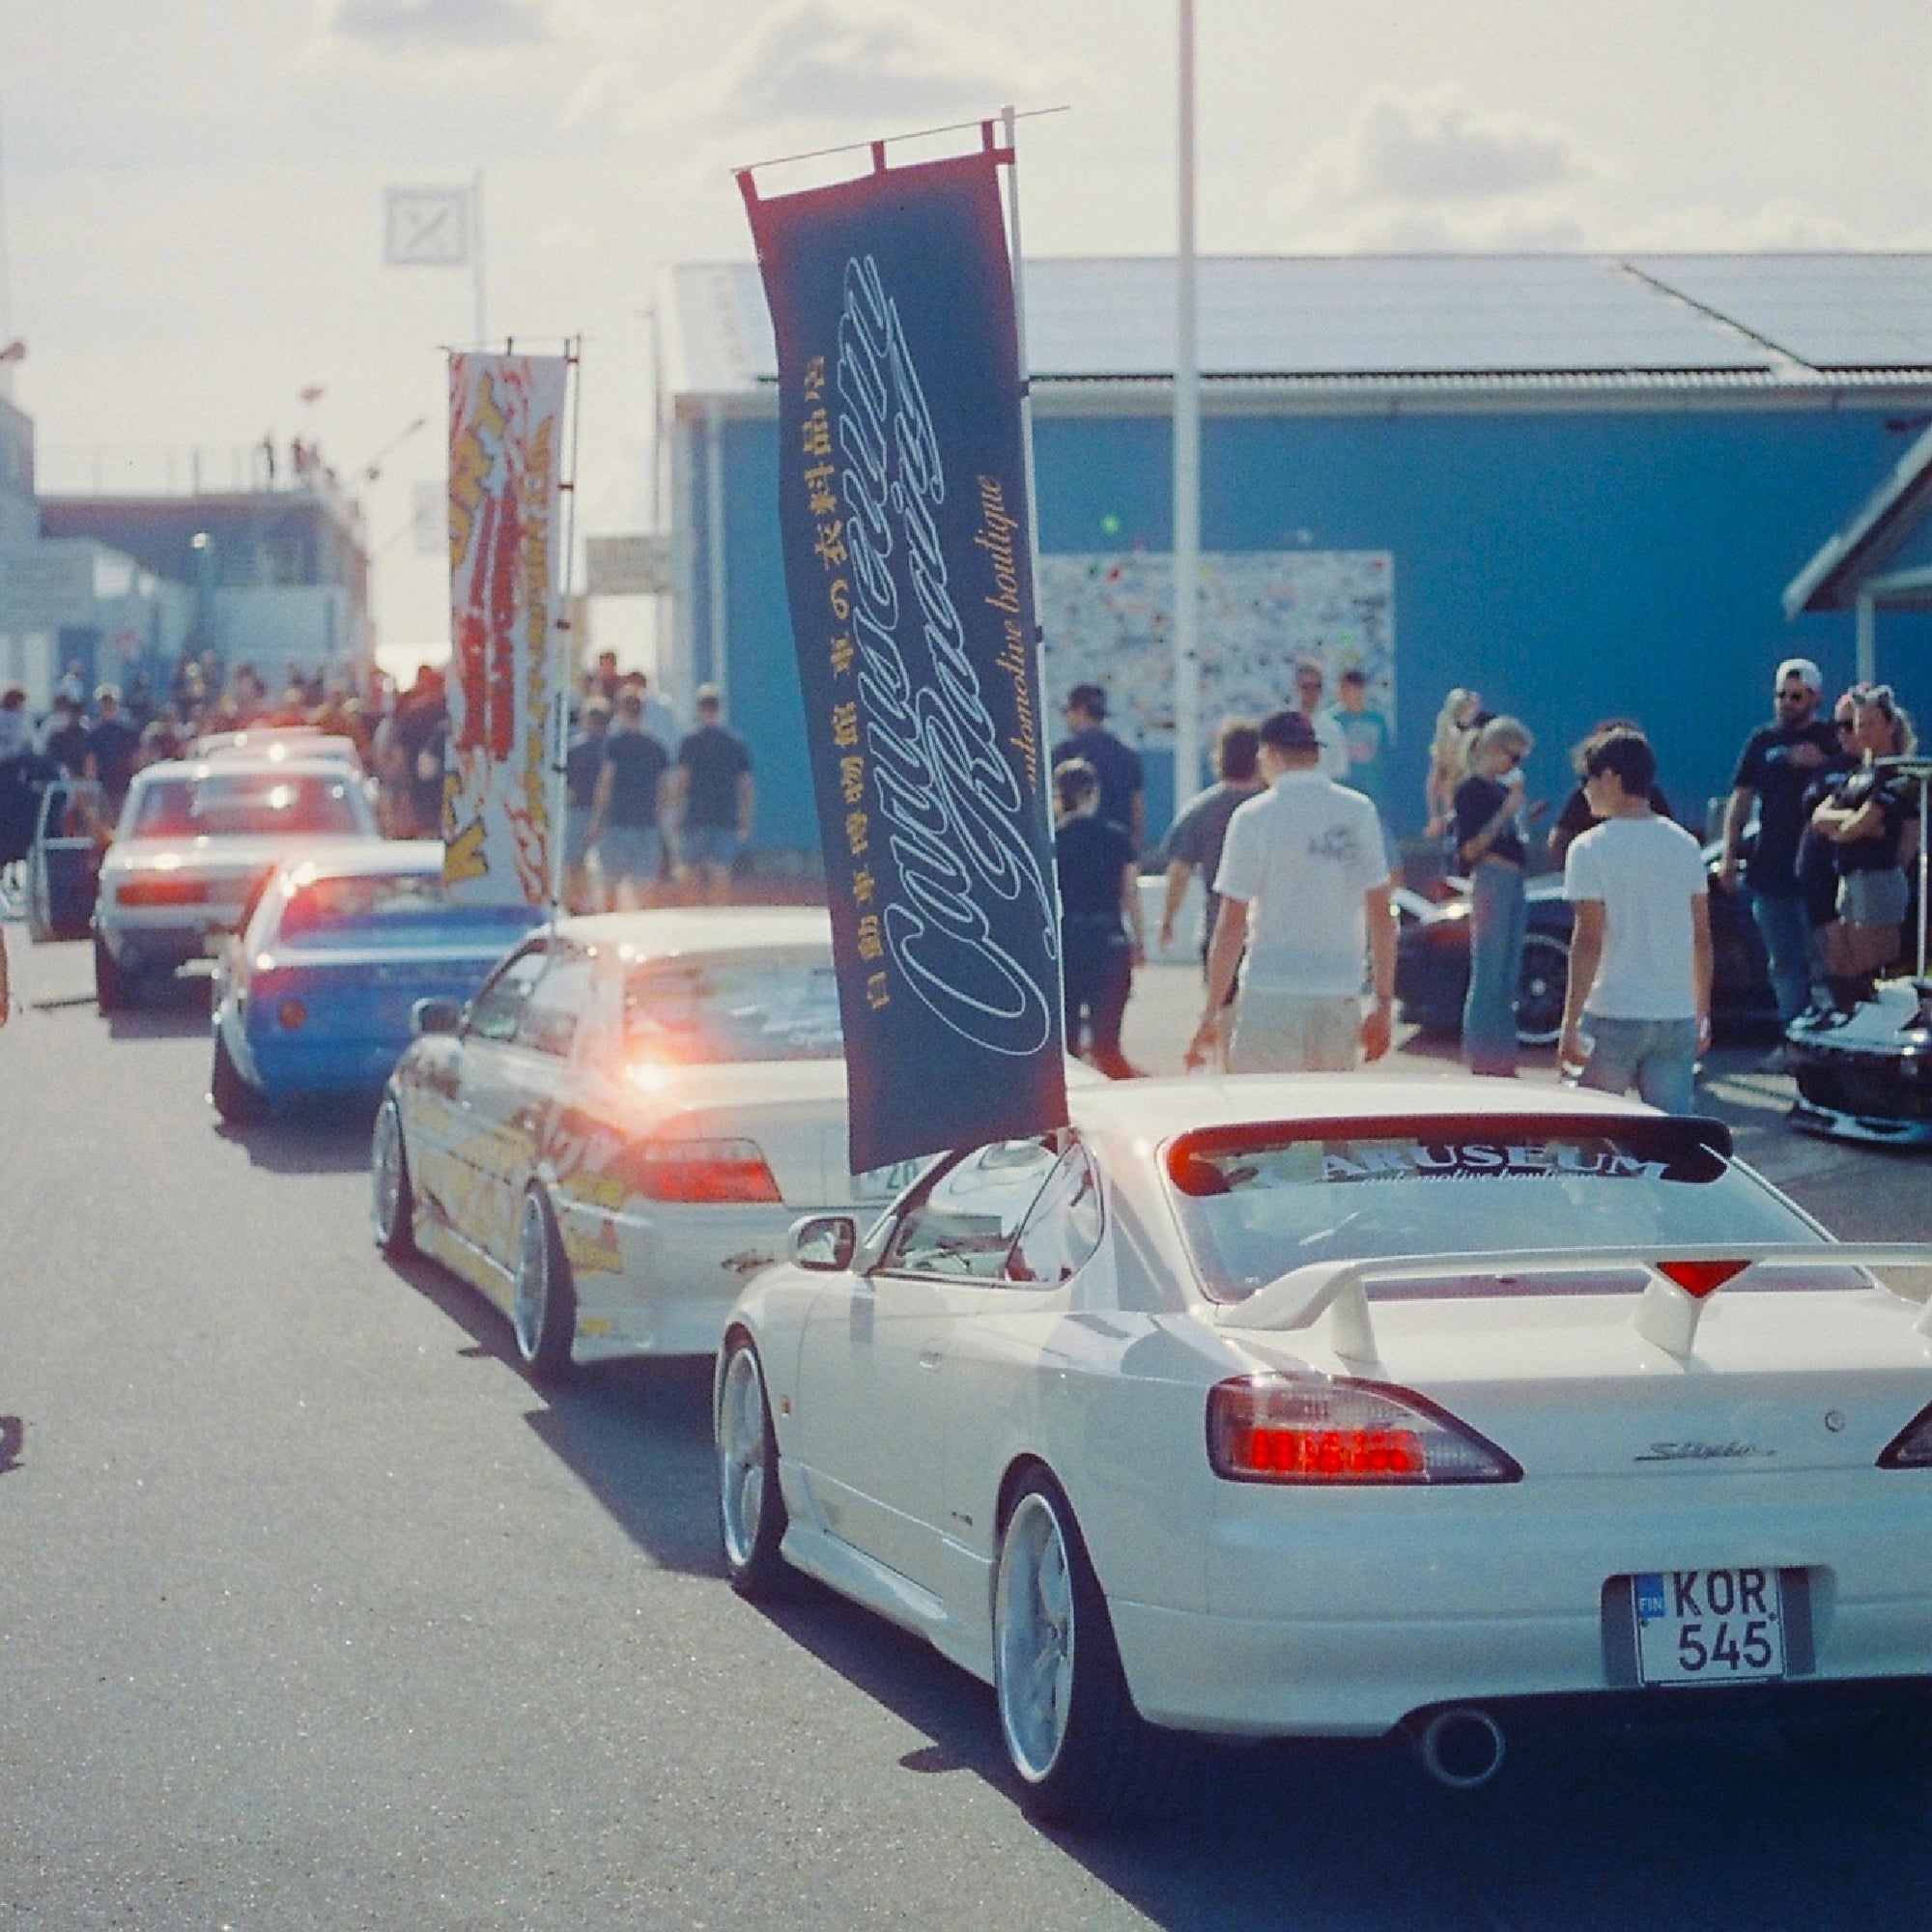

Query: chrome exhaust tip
<box><xmin>1414</xmin><ymin>1706</ymin><xmax>1506</xmax><ymax>1789</ymax></box>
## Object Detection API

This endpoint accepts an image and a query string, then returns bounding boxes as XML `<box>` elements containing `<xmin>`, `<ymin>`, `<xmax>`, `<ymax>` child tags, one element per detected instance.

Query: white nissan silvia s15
<box><xmin>716</xmin><ymin>1074</ymin><xmax>1932</xmax><ymax>1828</ymax></box>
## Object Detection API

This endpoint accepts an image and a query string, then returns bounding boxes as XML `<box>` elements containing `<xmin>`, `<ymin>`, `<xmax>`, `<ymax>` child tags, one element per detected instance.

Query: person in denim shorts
<box><xmin>674</xmin><ymin>686</ymin><xmax>753</xmax><ymax>905</ymax></box>
<box><xmin>1558</xmin><ymin>727</ymin><xmax>1711</xmax><ymax>1116</ymax></box>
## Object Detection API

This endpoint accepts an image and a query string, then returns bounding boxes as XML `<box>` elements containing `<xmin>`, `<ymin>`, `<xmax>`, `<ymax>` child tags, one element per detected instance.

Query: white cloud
<box><xmin>325</xmin><ymin>0</ymin><xmax>551</xmax><ymax>56</ymax></box>
<box><xmin>624</xmin><ymin>0</ymin><xmax>1090</xmax><ymax>141</ymax></box>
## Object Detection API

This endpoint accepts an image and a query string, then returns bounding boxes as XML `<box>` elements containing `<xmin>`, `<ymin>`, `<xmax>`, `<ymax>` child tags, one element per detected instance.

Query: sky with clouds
<box><xmin>2</xmin><ymin>0</ymin><xmax>1927</xmax><ymax>659</ymax></box>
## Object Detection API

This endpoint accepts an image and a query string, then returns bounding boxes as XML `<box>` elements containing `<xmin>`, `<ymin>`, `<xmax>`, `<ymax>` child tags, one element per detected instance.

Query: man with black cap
<box><xmin>1189</xmin><ymin>706</ymin><xmax>1395</xmax><ymax>1073</ymax></box>
<box><xmin>1718</xmin><ymin>656</ymin><xmax>1841</xmax><ymax>1026</ymax></box>
<box><xmin>1053</xmin><ymin>683</ymin><xmax>1144</xmax><ymax>856</ymax></box>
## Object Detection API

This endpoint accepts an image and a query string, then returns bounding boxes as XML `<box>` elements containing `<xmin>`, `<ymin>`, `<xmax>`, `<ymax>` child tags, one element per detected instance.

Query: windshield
<box><xmin>131</xmin><ymin>773</ymin><xmax>367</xmax><ymax>838</ymax></box>
<box><xmin>623</xmin><ymin>952</ymin><xmax>842</xmax><ymax>1064</ymax></box>
<box><xmin>1167</xmin><ymin>1119</ymin><xmax>1836</xmax><ymax>1303</ymax></box>
<box><xmin>275</xmin><ymin>872</ymin><xmax>536</xmax><ymax>946</ymax></box>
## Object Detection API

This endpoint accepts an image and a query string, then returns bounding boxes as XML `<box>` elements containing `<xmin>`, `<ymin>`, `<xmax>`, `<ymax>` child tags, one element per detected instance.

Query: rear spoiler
<box><xmin>1214</xmin><ymin>1242</ymin><xmax>1932</xmax><ymax>1364</ymax></box>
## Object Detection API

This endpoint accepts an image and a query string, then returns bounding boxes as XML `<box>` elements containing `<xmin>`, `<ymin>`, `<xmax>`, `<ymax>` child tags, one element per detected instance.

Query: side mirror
<box><xmin>412</xmin><ymin>995</ymin><xmax>464</xmax><ymax>1037</ymax></box>
<box><xmin>789</xmin><ymin>1213</ymin><xmax>858</xmax><ymax>1272</ymax></box>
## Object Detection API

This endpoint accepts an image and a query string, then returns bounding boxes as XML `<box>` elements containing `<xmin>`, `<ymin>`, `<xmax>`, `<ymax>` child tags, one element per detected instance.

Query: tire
<box><xmin>992</xmin><ymin>1471</ymin><xmax>1169</xmax><ymax>1828</ymax></box>
<box><xmin>717</xmin><ymin>1333</ymin><xmax>791</xmax><ymax>1599</ymax></box>
<box><xmin>511</xmin><ymin>1187</ymin><xmax>577</xmax><ymax>1384</ymax></box>
<box><xmin>370</xmin><ymin>1094</ymin><xmax>418</xmax><ymax>1259</ymax></box>
<box><xmin>209</xmin><ymin>1029</ymin><xmax>266</xmax><ymax>1122</ymax></box>
<box><xmin>94</xmin><ymin>934</ymin><xmax>134</xmax><ymax>1013</ymax></box>
<box><xmin>1514</xmin><ymin>930</ymin><xmax>1571</xmax><ymax>1048</ymax></box>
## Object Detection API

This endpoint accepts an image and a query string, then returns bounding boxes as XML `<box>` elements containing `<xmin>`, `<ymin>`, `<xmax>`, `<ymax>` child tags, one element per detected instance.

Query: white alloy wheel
<box><xmin>511</xmin><ymin>1189</ymin><xmax>576</xmax><ymax>1383</ymax></box>
<box><xmin>991</xmin><ymin>1473</ymin><xmax>1169</xmax><ymax>1828</ymax></box>
<box><xmin>370</xmin><ymin>1096</ymin><xmax>416</xmax><ymax>1257</ymax></box>
<box><xmin>717</xmin><ymin>1336</ymin><xmax>789</xmax><ymax>1596</ymax></box>
<box><xmin>995</xmin><ymin>1490</ymin><xmax>1078</xmax><ymax>1783</ymax></box>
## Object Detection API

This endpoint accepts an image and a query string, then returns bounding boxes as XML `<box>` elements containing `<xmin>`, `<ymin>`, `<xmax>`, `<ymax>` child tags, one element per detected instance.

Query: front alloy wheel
<box><xmin>1515</xmin><ymin>931</ymin><xmax>1571</xmax><ymax>1048</ymax></box>
<box><xmin>717</xmin><ymin>1335</ymin><xmax>790</xmax><ymax>1597</ymax></box>
<box><xmin>370</xmin><ymin>1094</ymin><xmax>416</xmax><ymax>1258</ymax></box>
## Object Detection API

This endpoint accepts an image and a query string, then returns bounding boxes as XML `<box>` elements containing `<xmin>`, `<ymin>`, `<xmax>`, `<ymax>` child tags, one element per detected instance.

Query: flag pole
<box><xmin>1172</xmin><ymin>0</ymin><xmax>1203</xmax><ymax>812</ymax></box>
<box><xmin>550</xmin><ymin>339</ymin><xmax>583</xmax><ymax>922</ymax></box>
<box><xmin>471</xmin><ymin>171</ymin><xmax>487</xmax><ymax>347</ymax></box>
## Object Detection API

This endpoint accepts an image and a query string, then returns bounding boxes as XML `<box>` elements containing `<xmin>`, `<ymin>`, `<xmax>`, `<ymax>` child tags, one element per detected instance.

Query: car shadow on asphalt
<box><xmin>212</xmin><ymin>1097</ymin><xmax>380</xmax><ymax>1174</ymax></box>
<box><xmin>375</xmin><ymin>1241</ymin><xmax>727</xmax><ymax>1578</ymax></box>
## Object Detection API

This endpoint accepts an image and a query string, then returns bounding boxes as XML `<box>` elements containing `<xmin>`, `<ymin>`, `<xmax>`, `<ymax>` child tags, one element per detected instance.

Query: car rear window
<box><xmin>623</xmin><ymin>952</ymin><xmax>842</xmax><ymax>1064</ymax></box>
<box><xmin>1166</xmin><ymin>1115</ymin><xmax>1846</xmax><ymax>1304</ymax></box>
<box><xmin>132</xmin><ymin>773</ymin><xmax>365</xmax><ymax>838</ymax></box>
<box><xmin>275</xmin><ymin>873</ymin><xmax>536</xmax><ymax>946</ymax></box>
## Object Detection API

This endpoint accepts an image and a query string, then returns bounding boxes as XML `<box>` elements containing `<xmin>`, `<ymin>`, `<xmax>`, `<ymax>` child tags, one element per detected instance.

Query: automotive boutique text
<box><xmin>743</xmin><ymin>137</ymin><xmax>1065</xmax><ymax>1173</ymax></box>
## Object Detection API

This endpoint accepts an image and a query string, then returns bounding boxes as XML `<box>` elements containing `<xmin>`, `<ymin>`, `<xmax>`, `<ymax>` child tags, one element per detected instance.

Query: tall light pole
<box><xmin>1173</xmin><ymin>0</ymin><xmax>1203</xmax><ymax>809</ymax></box>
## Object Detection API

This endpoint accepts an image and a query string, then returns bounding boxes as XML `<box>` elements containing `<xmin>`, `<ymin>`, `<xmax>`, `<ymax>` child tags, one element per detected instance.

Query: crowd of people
<box><xmin>0</xmin><ymin>644</ymin><xmax>759</xmax><ymax>914</ymax></box>
<box><xmin>1050</xmin><ymin>653</ymin><xmax>1921</xmax><ymax>1113</ymax></box>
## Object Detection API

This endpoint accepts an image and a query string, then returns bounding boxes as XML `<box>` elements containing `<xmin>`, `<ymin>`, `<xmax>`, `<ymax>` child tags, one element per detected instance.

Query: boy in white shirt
<box><xmin>1558</xmin><ymin>727</ymin><xmax>1711</xmax><ymax>1114</ymax></box>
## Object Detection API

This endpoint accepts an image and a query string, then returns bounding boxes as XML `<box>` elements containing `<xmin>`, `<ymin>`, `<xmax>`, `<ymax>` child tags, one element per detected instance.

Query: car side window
<box><xmin>881</xmin><ymin>1138</ymin><xmax>1061</xmax><ymax>1281</ymax></box>
<box><xmin>466</xmin><ymin>944</ymin><xmax>549</xmax><ymax>1043</ymax></box>
<box><xmin>516</xmin><ymin>948</ymin><xmax>594</xmax><ymax>1059</ymax></box>
<box><xmin>1007</xmin><ymin>1144</ymin><xmax>1104</xmax><ymax>1287</ymax></box>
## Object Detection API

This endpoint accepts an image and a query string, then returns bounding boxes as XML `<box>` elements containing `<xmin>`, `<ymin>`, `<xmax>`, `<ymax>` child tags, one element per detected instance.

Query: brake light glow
<box><xmin>1207</xmin><ymin>1376</ymin><xmax>1520</xmax><ymax>1486</ymax></box>
<box><xmin>634</xmin><ymin>1138</ymin><xmax>781</xmax><ymax>1204</ymax></box>
<box><xmin>1656</xmin><ymin>1259</ymin><xmax>1749</xmax><ymax>1298</ymax></box>
<box><xmin>117</xmin><ymin>877</ymin><xmax>210</xmax><ymax>906</ymax></box>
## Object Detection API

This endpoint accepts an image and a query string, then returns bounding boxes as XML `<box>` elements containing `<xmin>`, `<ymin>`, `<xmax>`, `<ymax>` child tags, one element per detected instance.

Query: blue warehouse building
<box><xmin>663</xmin><ymin>253</ymin><xmax>1932</xmax><ymax>865</ymax></box>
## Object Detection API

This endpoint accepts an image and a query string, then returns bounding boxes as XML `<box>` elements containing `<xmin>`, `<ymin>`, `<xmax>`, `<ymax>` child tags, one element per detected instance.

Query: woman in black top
<box><xmin>1452</xmin><ymin>717</ymin><xmax>1536</xmax><ymax>1077</ymax></box>
<box><xmin>1810</xmin><ymin>686</ymin><xmax>1918</xmax><ymax>1001</ymax></box>
<box><xmin>1053</xmin><ymin>759</ymin><xmax>1143</xmax><ymax>1079</ymax></box>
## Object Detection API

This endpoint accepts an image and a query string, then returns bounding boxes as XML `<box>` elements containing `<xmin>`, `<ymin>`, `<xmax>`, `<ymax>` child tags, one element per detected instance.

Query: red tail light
<box><xmin>277</xmin><ymin>1001</ymin><xmax>308</xmax><ymax>1032</ymax></box>
<box><xmin>1207</xmin><ymin>1377</ymin><xmax>1521</xmax><ymax>1486</ymax></box>
<box><xmin>116</xmin><ymin>877</ymin><xmax>210</xmax><ymax>906</ymax></box>
<box><xmin>635</xmin><ymin>1138</ymin><xmax>781</xmax><ymax>1204</ymax></box>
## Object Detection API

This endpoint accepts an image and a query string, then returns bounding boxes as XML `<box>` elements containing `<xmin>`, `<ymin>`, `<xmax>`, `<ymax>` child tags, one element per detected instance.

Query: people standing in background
<box><xmin>1052</xmin><ymin>683</ymin><xmax>1145</xmax><ymax>856</ymax></box>
<box><xmin>43</xmin><ymin>697</ymin><xmax>91</xmax><ymax>781</ymax></box>
<box><xmin>1557</xmin><ymin>727</ymin><xmax>1711</xmax><ymax>1116</ymax></box>
<box><xmin>589</xmin><ymin>690</ymin><xmax>673</xmax><ymax>911</ymax></box>
<box><xmin>1321</xmin><ymin>668</ymin><xmax>1391</xmax><ymax>817</ymax></box>
<box><xmin>1156</xmin><ymin>719</ymin><xmax>1263</xmax><ymax>1069</ymax></box>
<box><xmin>674</xmin><ymin>684</ymin><xmax>753</xmax><ymax>905</ymax></box>
<box><xmin>1548</xmin><ymin>719</ymin><xmax>1674</xmax><ymax>869</ymax></box>
<box><xmin>0</xmin><ymin>688</ymin><xmax>29</xmax><ymax>771</ymax></box>
<box><xmin>1718</xmin><ymin>657</ymin><xmax>1841</xmax><ymax>1027</ymax></box>
<box><xmin>1808</xmin><ymin>685</ymin><xmax>1919</xmax><ymax>1009</ymax></box>
<box><xmin>1793</xmin><ymin>687</ymin><xmax>1863</xmax><ymax>1007</ymax></box>
<box><xmin>86</xmin><ymin>687</ymin><xmax>141</xmax><ymax>812</ymax></box>
<box><xmin>1291</xmin><ymin>658</ymin><xmax>1349</xmax><ymax>782</ymax></box>
<box><xmin>1053</xmin><ymin>758</ymin><xmax>1142</xmax><ymax>1080</ymax></box>
<box><xmin>0</xmin><ymin>921</ymin><xmax>11</xmax><ymax>1027</ymax></box>
<box><xmin>1424</xmin><ymin>688</ymin><xmax>1487</xmax><ymax>838</ymax></box>
<box><xmin>1452</xmin><ymin>716</ymin><xmax>1538</xmax><ymax>1077</ymax></box>
<box><xmin>1191</xmin><ymin>708</ymin><xmax>1395</xmax><ymax>1075</ymax></box>
<box><xmin>562</xmin><ymin>696</ymin><xmax>611</xmax><ymax>913</ymax></box>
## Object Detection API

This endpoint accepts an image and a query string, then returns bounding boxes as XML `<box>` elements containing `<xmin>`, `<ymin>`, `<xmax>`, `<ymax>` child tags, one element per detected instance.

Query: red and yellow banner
<box><xmin>445</xmin><ymin>352</ymin><xmax>568</xmax><ymax>905</ymax></box>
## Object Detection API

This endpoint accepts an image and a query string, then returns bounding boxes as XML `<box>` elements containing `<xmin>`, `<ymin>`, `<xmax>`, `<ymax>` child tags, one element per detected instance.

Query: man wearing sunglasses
<box><xmin>1717</xmin><ymin>657</ymin><xmax>1841</xmax><ymax>1025</ymax></box>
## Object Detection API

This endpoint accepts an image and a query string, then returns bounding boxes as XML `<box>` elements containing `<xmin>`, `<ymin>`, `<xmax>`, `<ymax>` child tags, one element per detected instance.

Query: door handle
<box><xmin>918</xmin><ymin>1346</ymin><xmax>943</xmax><ymax>1372</ymax></box>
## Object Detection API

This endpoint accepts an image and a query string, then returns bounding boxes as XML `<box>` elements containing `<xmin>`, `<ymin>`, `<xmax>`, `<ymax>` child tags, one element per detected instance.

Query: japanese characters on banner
<box><xmin>744</xmin><ymin>145</ymin><xmax>1066</xmax><ymax>1176</ymax></box>
<box><xmin>444</xmin><ymin>353</ymin><xmax>567</xmax><ymax>906</ymax></box>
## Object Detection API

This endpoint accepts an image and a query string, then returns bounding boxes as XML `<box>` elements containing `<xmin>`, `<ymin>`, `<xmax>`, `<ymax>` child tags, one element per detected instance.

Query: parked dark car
<box><xmin>1394</xmin><ymin>843</ymin><xmax>1779</xmax><ymax>1048</ymax></box>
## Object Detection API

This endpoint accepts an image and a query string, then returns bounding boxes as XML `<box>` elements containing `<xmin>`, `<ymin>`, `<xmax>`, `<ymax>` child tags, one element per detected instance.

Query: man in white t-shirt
<box><xmin>1191</xmin><ymin>707</ymin><xmax>1395</xmax><ymax>1073</ymax></box>
<box><xmin>1558</xmin><ymin>727</ymin><xmax>1711</xmax><ymax>1115</ymax></box>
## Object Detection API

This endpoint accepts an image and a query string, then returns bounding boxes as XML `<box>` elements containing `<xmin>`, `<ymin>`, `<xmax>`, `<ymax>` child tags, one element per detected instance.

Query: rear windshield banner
<box><xmin>744</xmin><ymin>146</ymin><xmax>1066</xmax><ymax>1175</ymax></box>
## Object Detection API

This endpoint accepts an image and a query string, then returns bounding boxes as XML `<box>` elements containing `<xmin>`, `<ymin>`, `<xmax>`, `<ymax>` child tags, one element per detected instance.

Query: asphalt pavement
<box><xmin>3</xmin><ymin>918</ymin><xmax>1930</xmax><ymax>1930</ymax></box>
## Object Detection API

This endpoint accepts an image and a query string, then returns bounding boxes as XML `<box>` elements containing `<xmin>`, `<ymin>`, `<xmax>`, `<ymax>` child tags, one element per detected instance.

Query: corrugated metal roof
<box><xmin>672</xmin><ymin>253</ymin><xmax>1932</xmax><ymax>394</ymax></box>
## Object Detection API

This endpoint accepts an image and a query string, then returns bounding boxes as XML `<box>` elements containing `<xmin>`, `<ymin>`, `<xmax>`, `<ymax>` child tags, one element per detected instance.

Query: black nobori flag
<box><xmin>742</xmin><ymin>140</ymin><xmax>1065</xmax><ymax>1175</ymax></box>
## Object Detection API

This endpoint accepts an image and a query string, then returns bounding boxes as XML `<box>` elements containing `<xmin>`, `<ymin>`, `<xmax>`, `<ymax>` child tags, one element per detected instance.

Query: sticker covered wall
<box><xmin>743</xmin><ymin>141</ymin><xmax>1065</xmax><ymax>1174</ymax></box>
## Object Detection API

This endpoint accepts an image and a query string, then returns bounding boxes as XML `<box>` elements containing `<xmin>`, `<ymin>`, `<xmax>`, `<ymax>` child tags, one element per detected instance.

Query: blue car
<box><xmin>209</xmin><ymin>841</ymin><xmax>545</xmax><ymax>1120</ymax></box>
